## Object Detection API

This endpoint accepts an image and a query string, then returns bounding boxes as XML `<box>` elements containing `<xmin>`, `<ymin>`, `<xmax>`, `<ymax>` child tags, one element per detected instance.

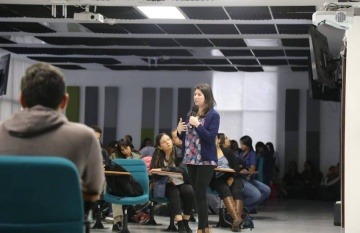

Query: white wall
<box><xmin>344</xmin><ymin>16</ymin><xmax>360</xmax><ymax>232</ymax></box>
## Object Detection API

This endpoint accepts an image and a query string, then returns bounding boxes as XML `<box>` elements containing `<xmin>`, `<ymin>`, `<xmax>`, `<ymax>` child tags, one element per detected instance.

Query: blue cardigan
<box><xmin>179</xmin><ymin>108</ymin><xmax>220</xmax><ymax>163</ymax></box>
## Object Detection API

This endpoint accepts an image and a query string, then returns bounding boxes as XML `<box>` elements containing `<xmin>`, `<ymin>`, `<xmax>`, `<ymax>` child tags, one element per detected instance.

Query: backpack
<box><xmin>105</xmin><ymin>161</ymin><xmax>144</xmax><ymax>197</ymax></box>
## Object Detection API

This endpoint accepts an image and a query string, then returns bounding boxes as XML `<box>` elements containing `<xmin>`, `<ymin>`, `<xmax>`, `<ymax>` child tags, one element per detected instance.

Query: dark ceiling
<box><xmin>0</xmin><ymin>1</ymin><xmax>321</xmax><ymax>72</ymax></box>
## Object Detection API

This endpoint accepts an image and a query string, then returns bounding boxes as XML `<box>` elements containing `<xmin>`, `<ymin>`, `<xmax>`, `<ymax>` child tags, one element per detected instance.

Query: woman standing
<box><xmin>177</xmin><ymin>83</ymin><xmax>220</xmax><ymax>233</ymax></box>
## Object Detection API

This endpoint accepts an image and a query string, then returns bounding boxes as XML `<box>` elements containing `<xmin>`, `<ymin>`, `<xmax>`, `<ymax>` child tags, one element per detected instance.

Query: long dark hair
<box><xmin>240</xmin><ymin>135</ymin><xmax>253</xmax><ymax>151</ymax></box>
<box><xmin>217</xmin><ymin>133</ymin><xmax>226</xmax><ymax>148</ymax></box>
<box><xmin>194</xmin><ymin>83</ymin><xmax>216</xmax><ymax>116</ymax></box>
<box><xmin>153</xmin><ymin>133</ymin><xmax>176</xmax><ymax>168</ymax></box>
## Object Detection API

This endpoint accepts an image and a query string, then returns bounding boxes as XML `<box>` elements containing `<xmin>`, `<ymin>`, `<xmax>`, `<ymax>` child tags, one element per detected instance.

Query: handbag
<box><xmin>153</xmin><ymin>176</ymin><xmax>168</xmax><ymax>198</ymax></box>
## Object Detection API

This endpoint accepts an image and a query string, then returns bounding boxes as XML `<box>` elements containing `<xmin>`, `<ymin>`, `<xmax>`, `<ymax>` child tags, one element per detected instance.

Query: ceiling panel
<box><xmin>220</xmin><ymin>49</ymin><xmax>253</xmax><ymax>57</ymax></box>
<box><xmin>121</xmin><ymin>24</ymin><xmax>164</xmax><ymax>34</ymax></box>
<box><xmin>252</xmin><ymin>49</ymin><xmax>285</xmax><ymax>57</ymax></box>
<box><xmin>259</xmin><ymin>59</ymin><xmax>288</xmax><ymax>65</ymax></box>
<box><xmin>197</xmin><ymin>24</ymin><xmax>239</xmax><ymax>35</ymax></box>
<box><xmin>271</xmin><ymin>6</ymin><xmax>316</xmax><ymax>20</ymax></box>
<box><xmin>210</xmin><ymin>39</ymin><xmax>247</xmax><ymax>47</ymax></box>
<box><xmin>0</xmin><ymin>36</ymin><xmax>16</xmax><ymax>44</ymax></box>
<box><xmin>180</xmin><ymin>7</ymin><xmax>229</xmax><ymax>20</ymax></box>
<box><xmin>0</xmin><ymin>4</ymin><xmax>23</xmax><ymax>17</ymax></box>
<box><xmin>210</xmin><ymin>66</ymin><xmax>238</xmax><ymax>72</ymax></box>
<box><xmin>82</xmin><ymin>24</ymin><xmax>129</xmax><ymax>34</ymax></box>
<box><xmin>281</xmin><ymin>39</ymin><xmax>310</xmax><ymax>47</ymax></box>
<box><xmin>1</xmin><ymin>4</ymin><xmax>55</xmax><ymax>18</ymax></box>
<box><xmin>230</xmin><ymin>59</ymin><xmax>259</xmax><ymax>65</ymax></box>
<box><xmin>277</xmin><ymin>24</ymin><xmax>310</xmax><ymax>34</ymax></box>
<box><xmin>285</xmin><ymin>49</ymin><xmax>310</xmax><ymax>57</ymax></box>
<box><xmin>0</xmin><ymin>22</ymin><xmax>55</xmax><ymax>33</ymax></box>
<box><xmin>158</xmin><ymin>24</ymin><xmax>202</xmax><ymax>34</ymax></box>
<box><xmin>141</xmin><ymin>38</ymin><xmax>179</xmax><ymax>47</ymax></box>
<box><xmin>288</xmin><ymin>59</ymin><xmax>309</xmax><ymax>65</ymax></box>
<box><xmin>141</xmin><ymin>58</ymin><xmax>203</xmax><ymax>65</ymax></box>
<box><xmin>237</xmin><ymin>67</ymin><xmax>264</xmax><ymax>72</ymax></box>
<box><xmin>225</xmin><ymin>6</ymin><xmax>272</xmax><ymax>20</ymax></box>
<box><xmin>36</xmin><ymin>36</ymin><xmax>108</xmax><ymax>46</ymax></box>
<box><xmin>200</xmin><ymin>59</ymin><xmax>231</xmax><ymax>65</ymax></box>
<box><xmin>96</xmin><ymin>6</ymin><xmax>146</xmax><ymax>19</ymax></box>
<box><xmin>236</xmin><ymin>24</ymin><xmax>277</xmax><ymax>34</ymax></box>
<box><xmin>157</xmin><ymin>49</ymin><xmax>193</xmax><ymax>57</ymax></box>
<box><xmin>28</xmin><ymin>56</ymin><xmax>121</xmax><ymax>65</ymax></box>
<box><xmin>175</xmin><ymin>39</ymin><xmax>213</xmax><ymax>47</ymax></box>
<box><xmin>291</xmin><ymin>66</ymin><xmax>309</xmax><ymax>72</ymax></box>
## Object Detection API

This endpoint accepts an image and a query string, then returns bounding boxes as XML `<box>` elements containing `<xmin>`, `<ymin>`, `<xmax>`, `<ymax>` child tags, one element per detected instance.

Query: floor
<box><xmin>90</xmin><ymin>199</ymin><xmax>343</xmax><ymax>233</ymax></box>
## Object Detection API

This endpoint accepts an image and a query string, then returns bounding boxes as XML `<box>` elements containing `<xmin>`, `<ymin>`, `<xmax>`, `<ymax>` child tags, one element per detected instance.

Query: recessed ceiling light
<box><xmin>137</xmin><ymin>6</ymin><xmax>186</xmax><ymax>19</ymax></box>
<box><xmin>244</xmin><ymin>39</ymin><xmax>281</xmax><ymax>47</ymax></box>
<box><xmin>211</xmin><ymin>49</ymin><xmax>224</xmax><ymax>57</ymax></box>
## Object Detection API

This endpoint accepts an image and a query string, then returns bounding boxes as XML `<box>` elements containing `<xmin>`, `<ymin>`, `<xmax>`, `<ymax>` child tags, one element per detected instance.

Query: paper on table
<box><xmin>152</xmin><ymin>170</ymin><xmax>184</xmax><ymax>185</ymax></box>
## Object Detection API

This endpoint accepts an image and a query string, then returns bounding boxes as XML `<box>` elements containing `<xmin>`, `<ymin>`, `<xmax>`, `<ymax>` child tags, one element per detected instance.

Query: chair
<box><xmin>0</xmin><ymin>155</ymin><xmax>84</xmax><ymax>233</ymax></box>
<box><xmin>104</xmin><ymin>159</ymin><xmax>149</xmax><ymax>233</ymax></box>
<box><xmin>206</xmin><ymin>187</ymin><xmax>228</xmax><ymax>228</ymax></box>
<box><xmin>148</xmin><ymin>193</ymin><xmax>177</xmax><ymax>232</ymax></box>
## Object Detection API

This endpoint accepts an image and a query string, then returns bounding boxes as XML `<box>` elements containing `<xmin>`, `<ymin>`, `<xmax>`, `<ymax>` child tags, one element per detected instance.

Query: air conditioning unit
<box><xmin>74</xmin><ymin>12</ymin><xmax>104</xmax><ymax>23</ymax></box>
<box><xmin>312</xmin><ymin>8</ymin><xmax>354</xmax><ymax>30</ymax></box>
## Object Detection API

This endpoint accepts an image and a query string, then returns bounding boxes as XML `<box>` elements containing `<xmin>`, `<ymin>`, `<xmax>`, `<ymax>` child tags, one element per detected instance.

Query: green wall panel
<box><xmin>66</xmin><ymin>86</ymin><xmax>80</xmax><ymax>122</ymax></box>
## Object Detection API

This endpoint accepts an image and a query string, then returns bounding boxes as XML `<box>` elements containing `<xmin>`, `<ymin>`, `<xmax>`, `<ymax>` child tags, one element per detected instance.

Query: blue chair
<box><xmin>104</xmin><ymin>159</ymin><xmax>149</xmax><ymax>233</ymax></box>
<box><xmin>0</xmin><ymin>155</ymin><xmax>84</xmax><ymax>233</ymax></box>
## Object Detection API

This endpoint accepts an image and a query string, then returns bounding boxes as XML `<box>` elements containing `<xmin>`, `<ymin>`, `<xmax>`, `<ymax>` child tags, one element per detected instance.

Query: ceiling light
<box><xmin>137</xmin><ymin>6</ymin><xmax>186</xmax><ymax>19</ymax></box>
<box><xmin>211</xmin><ymin>49</ymin><xmax>224</xmax><ymax>57</ymax></box>
<box><xmin>244</xmin><ymin>39</ymin><xmax>281</xmax><ymax>47</ymax></box>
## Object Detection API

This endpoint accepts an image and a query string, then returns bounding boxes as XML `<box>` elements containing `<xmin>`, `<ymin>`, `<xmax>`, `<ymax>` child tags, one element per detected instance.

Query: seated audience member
<box><xmin>139</xmin><ymin>137</ymin><xmax>153</xmax><ymax>150</ymax></box>
<box><xmin>111</xmin><ymin>139</ymin><xmax>141</xmax><ymax>160</ymax></box>
<box><xmin>266</xmin><ymin>142</ymin><xmax>280</xmax><ymax>182</ymax></box>
<box><xmin>238</xmin><ymin>136</ymin><xmax>271</xmax><ymax>213</ymax></box>
<box><xmin>123</xmin><ymin>134</ymin><xmax>135</xmax><ymax>144</ymax></box>
<box><xmin>301</xmin><ymin>160</ymin><xmax>323</xmax><ymax>200</ymax></box>
<box><xmin>255</xmin><ymin>142</ymin><xmax>273</xmax><ymax>186</ymax></box>
<box><xmin>110</xmin><ymin>138</ymin><xmax>149</xmax><ymax>231</ymax></box>
<box><xmin>106</xmin><ymin>141</ymin><xmax>118</xmax><ymax>157</ymax></box>
<box><xmin>210</xmin><ymin>133</ymin><xmax>243</xmax><ymax>232</ymax></box>
<box><xmin>319</xmin><ymin>164</ymin><xmax>340</xmax><ymax>201</ymax></box>
<box><xmin>281</xmin><ymin>161</ymin><xmax>303</xmax><ymax>199</ymax></box>
<box><xmin>0</xmin><ymin>62</ymin><xmax>105</xmax><ymax>205</ymax></box>
<box><xmin>230</xmin><ymin>140</ymin><xmax>241</xmax><ymax>156</ymax></box>
<box><xmin>149</xmin><ymin>133</ymin><xmax>195</xmax><ymax>233</ymax></box>
<box><xmin>139</xmin><ymin>137</ymin><xmax>156</xmax><ymax>158</ymax></box>
<box><xmin>90</xmin><ymin>125</ymin><xmax>110</xmax><ymax>166</ymax></box>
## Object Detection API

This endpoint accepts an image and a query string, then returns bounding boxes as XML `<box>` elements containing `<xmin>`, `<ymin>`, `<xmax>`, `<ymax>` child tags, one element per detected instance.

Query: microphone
<box><xmin>191</xmin><ymin>105</ymin><xmax>199</xmax><ymax>117</ymax></box>
<box><xmin>189</xmin><ymin>105</ymin><xmax>199</xmax><ymax>129</ymax></box>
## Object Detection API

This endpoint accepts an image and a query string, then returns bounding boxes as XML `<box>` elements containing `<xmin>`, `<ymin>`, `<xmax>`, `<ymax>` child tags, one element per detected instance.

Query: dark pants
<box><xmin>187</xmin><ymin>165</ymin><xmax>215</xmax><ymax>229</ymax></box>
<box><xmin>165</xmin><ymin>183</ymin><xmax>194</xmax><ymax>216</ymax></box>
<box><xmin>213</xmin><ymin>176</ymin><xmax>244</xmax><ymax>200</ymax></box>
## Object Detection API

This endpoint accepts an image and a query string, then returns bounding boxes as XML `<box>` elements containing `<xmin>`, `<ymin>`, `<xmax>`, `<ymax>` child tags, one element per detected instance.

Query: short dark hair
<box><xmin>90</xmin><ymin>125</ymin><xmax>102</xmax><ymax>134</ymax></box>
<box><xmin>21</xmin><ymin>63</ymin><xmax>65</xmax><ymax>109</ymax></box>
<box><xmin>240</xmin><ymin>135</ymin><xmax>253</xmax><ymax>150</ymax></box>
<box><xmin>123</xmin><ymin>134</ymin><xmax>133</xmax><ymax>143</ymax></box>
